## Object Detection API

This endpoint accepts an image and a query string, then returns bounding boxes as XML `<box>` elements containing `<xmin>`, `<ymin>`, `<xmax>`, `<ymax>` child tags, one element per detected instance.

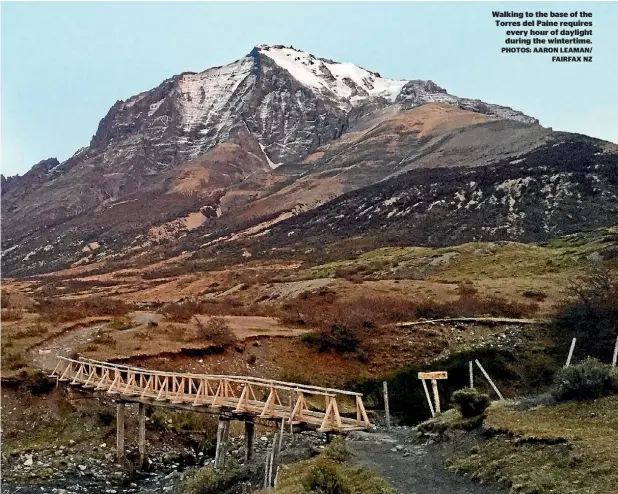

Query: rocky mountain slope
<box><xmin>1</xmin><ymin>45</ymin><xmax>615</xmax><ymax>276</ymax></box>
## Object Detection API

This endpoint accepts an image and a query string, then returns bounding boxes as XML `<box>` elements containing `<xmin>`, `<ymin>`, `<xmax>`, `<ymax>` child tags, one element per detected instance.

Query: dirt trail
<box><xmin>30</xmin><ymin>323</ymin><xmax>107</xmax><ymax>371</ymax></box>
<box><xmin>346</xmin><ymin>428</ymin><xmax>504</xmax><ymax>494</ymax></box>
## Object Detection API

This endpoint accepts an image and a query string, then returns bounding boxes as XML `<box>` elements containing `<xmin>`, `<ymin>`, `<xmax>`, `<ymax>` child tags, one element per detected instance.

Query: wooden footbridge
<box><xmin>50</xmin><ymin>357</ymin><xmax>372</xmax><ymax>468</ymax></box>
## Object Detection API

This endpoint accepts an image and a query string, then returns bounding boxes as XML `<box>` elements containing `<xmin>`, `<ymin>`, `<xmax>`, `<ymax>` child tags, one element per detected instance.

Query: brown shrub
<box><xmin>1</xmin><ymin>308</ymin><xmax>23</xmax><ymax>321</ymax></box>
<box><xmin>194</xmin><ymin>316</ymin><xmax>237</xmax><ymax>347</ymax></box>
<box><xmin>1</xmin><ymin>290</ymin><xmax>10</xmax><ymax>309</ymax></box>
<box><xmin>92</xmin><ymin>331</ymin><xmax>116</xmax><ymax>347</ymax></box>
<box><xmin>12</xmin><ymin>324</ymin><xmax>48</xmax><ymax>339</ymax></box>
<box><xmin>35</xmin><ymin>296</ymin><xmax>132</xmax><ymax>323</ymax></box>
<box><xmin>3</xmin><ymin>352</ymin><xmax>27</xmax><ymax>370</ymax></box>
<box><xmin>457</xmin><ymin>281</ymin><xmax>479</xmax><ymax>297</ymax></box>
<box><xmin>522</xmin><ymin>290</ymin><xmax>548</xmax><ymax>302</ymax></box>
<box><xmin>450</xmin><ymin>295</ymin><xmax>538</xmax><ymax>318</ymax></box>
<box><xmin>159</xmin><ymin>300</ymin><xmax>201</xmax><ymax>322</ymax></box>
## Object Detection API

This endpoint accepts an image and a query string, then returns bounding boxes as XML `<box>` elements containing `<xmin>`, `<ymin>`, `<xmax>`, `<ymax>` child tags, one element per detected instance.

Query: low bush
<box><xmin>92</xmin><ymin>331</ymin><xmax>116</xmax><ymax>347</ymax></box>
<box><xmin>17</xmin><ymin>369</ymin><xmax>54</xmax><ymax>394</ymax></box>
<box><xmin>13</xmin><ymin>324</ymin><xmax>48</xmax><ymax>339</ymax></box>
<box><xmin>522</xmin><ymin>289</ymin><xmax>548</xmax><ymax>301</ymax></box>
<box><xmin>552</xmin><ymin>358</ymin><xmax>617</xmax><ymax>402</ymax></box>
<box><xmin>301</xmin><ymin>325</ymin><xmax>360</xmax><ymax>354</ymax></box>
<box><xmin>3</xmin><ymin>352</ymin><xmax>27</xmax><ymax>370</ymax></box>
<box><xmin>323</xmin><ymin>437</ymin><xmax>350</xmax><ymax>463</ymax></box>
<box><xmin>457</xmin><ymin>281</ymin><xmax>478</xmax><ymax>298</ymax></box>
<box><xmin>1</xmin><ymin>308</ymin><xmax>23</xmax><ymax>321</ymax></box>
<box><xmin>183</xmin><ymin>464</ymin><xmax>253</xmax><ymax>494</ymax></box>
<box><xmin>97</xmin><ymin>410</ymin><xmax>114</xmax><ymax>426</ymax></box>
<box><xmin>160</xmin><ymin>300</ymin><xmax>202</xmax><ymax>322</ymax></box>
<box><xmin>108</xmin><ymin>317</ymin><xmax>132</xmax><ymax>330</ymax></box>
<box><xmin>451</xmin><ymin>388</ymin><xmax>491</xmax><ymax>418</ymax></box>
<box><xmin>302</xmin><ymin>458</ymin><xmax>351</xmax><ymax>494</ymax></box>
<box><xmin>194</xmin><ymin>317</ymin><xmax>237</xmax><ymax>347</ymax></box>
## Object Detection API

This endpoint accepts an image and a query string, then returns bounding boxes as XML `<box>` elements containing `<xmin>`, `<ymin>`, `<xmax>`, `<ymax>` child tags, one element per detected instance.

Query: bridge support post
<box><xmin>138</xmin><ymin>402</ymin><xmax>146</xmax><ymax>468</ymax></box>
<box><xmin>116</xmin><ymin>402</ymin><xmax>125</xmax><ymax>460</ymax></box>
<box><xmin>244</xmin><ymin>420</ymin><xmax>255</xmax><ymax>463</ymax></box>
<box><xmin>214</xmin><ymin>416</ymin><xmax>230</xmax><ymax>469</ymax></box>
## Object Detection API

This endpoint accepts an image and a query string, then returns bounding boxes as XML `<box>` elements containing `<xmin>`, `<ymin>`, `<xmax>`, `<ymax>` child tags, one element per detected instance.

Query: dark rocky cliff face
<box><xmin>263</xmin><ymin>137</ymin><xmax>618</xmax><ymax>248</ymax></box>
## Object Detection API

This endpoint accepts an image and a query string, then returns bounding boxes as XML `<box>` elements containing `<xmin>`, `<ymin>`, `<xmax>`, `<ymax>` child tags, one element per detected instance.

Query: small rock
<box><xmin>24</xmin><ymin>454</ymin><xmax>34</xmax><ymax>466</ymax></box>
<box><xmin>78</xmin><ymin>464</ymin><xmax>87</xmax><ymax>471</ymax></box>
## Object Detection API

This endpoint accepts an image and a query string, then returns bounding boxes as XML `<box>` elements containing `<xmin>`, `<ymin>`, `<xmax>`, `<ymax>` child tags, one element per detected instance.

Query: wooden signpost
<box><xmin>418</xmin><ymin>371</ymin><xmax>448</xmax><ymax>416</ymax></box>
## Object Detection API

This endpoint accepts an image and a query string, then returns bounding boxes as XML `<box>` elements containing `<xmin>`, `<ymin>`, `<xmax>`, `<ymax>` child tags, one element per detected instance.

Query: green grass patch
<box><xmin>447</xmin><ymin>395</ymin><xmax>618</xmax><ymax>493</ymax></box>
<box><xmin>270</xmin><ymin>438</ymin><xmax>395</xmax><ymax>494</ymax></box>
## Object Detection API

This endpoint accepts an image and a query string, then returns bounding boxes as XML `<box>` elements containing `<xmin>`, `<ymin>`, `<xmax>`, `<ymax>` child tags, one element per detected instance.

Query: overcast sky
<box><xmin>2</xmin><ymin>1</ymin><xmax>617</xmax><ymax>176</ymax></box>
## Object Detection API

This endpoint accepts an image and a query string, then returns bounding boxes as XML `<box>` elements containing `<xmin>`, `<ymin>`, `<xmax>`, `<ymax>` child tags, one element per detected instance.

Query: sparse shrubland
<box><xmin>285</xmin><ymin>286</ymin><xmax>537</xmax><ymax>358</ymax></box>
<box><xmin>35</xmin><ymin>295</ymin><xmax>132</xmax><ymax>322</ymax></box>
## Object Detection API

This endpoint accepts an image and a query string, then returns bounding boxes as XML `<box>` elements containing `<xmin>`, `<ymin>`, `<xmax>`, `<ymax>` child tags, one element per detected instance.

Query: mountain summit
<box><xmin>3</xmin><ymin>45</ymin><xmax>615</xmax><ymax>277</ymax></box>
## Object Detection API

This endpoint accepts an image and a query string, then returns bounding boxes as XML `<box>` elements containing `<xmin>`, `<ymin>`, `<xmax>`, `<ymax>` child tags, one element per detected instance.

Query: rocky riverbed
<box><xmin>2</xmin><ymin>429</ymin><xmax>329</xmax><ymax>493</ymax></box>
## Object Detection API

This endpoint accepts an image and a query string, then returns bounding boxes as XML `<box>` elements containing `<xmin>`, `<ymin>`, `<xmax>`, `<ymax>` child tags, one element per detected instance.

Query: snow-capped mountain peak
<box><xmin>256</xmin><ymin>45</ymin><xmax>407</xmax><ymax>105</ymax></box>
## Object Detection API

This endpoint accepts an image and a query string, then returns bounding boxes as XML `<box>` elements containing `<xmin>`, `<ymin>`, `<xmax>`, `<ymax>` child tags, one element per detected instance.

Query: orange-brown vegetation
<box><xmin>194</xmin><ymin>316</ymin><xmax>237</xmax><ymax>347</ymax></box>
<box><xmin>279</xmin><ymin>286</ymin><xmax>538</xmax><ymax>355</ymax></box>
<box><xmin>1</xmin><ymin>308</ymin><xmax>24</xmax><ymax>322</ymax></box>
<box><xmin>34</xmin><ymin>295</ymin><xmax>133</xmax><ymax>323</ymax></box>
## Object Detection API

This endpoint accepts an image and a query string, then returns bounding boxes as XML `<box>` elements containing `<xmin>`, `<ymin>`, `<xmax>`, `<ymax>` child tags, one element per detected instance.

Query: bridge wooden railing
<box><xmin>50</xmin><ymin>357</ymin><xmax>372</xmax><ymax>432</ymax></box>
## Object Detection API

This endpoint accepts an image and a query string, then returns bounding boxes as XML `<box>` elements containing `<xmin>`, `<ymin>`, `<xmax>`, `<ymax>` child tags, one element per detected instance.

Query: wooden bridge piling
<box><xmin>116</xmin><ymin>402</ymin><xmax>125</xmax><ymax>460</ymax></box>
<box><xmin>138</xmin><ymin>402</ymin><xmax>146</xmax><ymax>468</ymax></box>
<box><xmin>245</xmin><ymin>420</ymin><xmax>255</xmax><ymax>463</ymax></box>
<box><xmin>214</xmin><ymin>416</ymin><xmax>230</xmax><ymax>469</ymax></box>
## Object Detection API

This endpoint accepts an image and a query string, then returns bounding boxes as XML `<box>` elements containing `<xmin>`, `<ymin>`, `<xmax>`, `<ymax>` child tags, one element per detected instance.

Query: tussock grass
<box><xmin>265</xmin><ymin>438</ymin><xmax>395</xmax><ymax>494</ymax></box>
<box><xmin>447</xmin><ymin>396</ymin><xmax>618</xmax><ymax>493</ymax></box>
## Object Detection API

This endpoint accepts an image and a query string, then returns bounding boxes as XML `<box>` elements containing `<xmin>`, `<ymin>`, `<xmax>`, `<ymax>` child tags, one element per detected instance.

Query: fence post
<box><xmin>116</xmin><ymin>402</ymin><xmax>125</xmax><ymax>460</ymax></box>
<box><xmin>565</xmin><ymin>337</ymin><xmax>577</xmax><ymax>368</ymax></box>
<box><xmin>421</xmin><ymin>379</ymin><xmax>435</xmax><ymax>417</ymax></box>
<box><xmin>612</xmin><ymin>336</ymin><xmax>618</xmax><ymax>368</ymax></box>
<box><xmin>469</xmin><ymin>361</ymin><xmax>474</xmax><ymax>389</ymax></box>
<box><xmin>474</xmin><ymin>360</ymin><xmax>504</xmax><ymax>401</ymax></box>
<box><xmin>431</xmin><ymin>379</ymin><xmax>441</xmax><ymax>414</ymax></box>
<box><xmin>383</xmin><ymin>381</ymin><xmax>391</xmax><ymax>430</ymax></box>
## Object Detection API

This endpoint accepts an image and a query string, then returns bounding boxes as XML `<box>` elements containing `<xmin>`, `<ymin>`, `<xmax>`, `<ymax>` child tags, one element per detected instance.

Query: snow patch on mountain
<box><xmin>177</xmin><ymin>57</ymin><xmax>255</xmax><ymax>133</ymax></box>
<box><xmin>257</xmin><ymin>45</ymin><xmax>407</xmax><ymax>105</ymax></box>
<box><xmin>258</xmin><ymin>142</ymin><xmax>282</xmax><ymax>169</ymax></box>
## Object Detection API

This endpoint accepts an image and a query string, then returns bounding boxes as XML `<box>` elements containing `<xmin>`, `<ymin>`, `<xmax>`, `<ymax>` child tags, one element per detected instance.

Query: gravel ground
<box><xmin>346</xmin><ymin>427</ymin><xmax>505</xmax><ymax>494</ymax></box>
